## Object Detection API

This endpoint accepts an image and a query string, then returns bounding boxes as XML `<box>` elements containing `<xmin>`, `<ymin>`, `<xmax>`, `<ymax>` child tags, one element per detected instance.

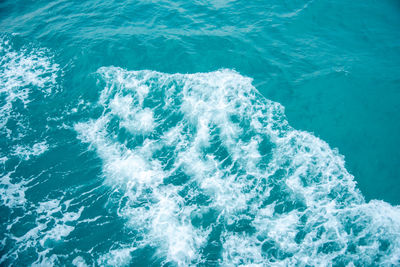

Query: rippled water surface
<box><xmin>1</xmin><ymin>0</ymin><xmax>400</xmax><ymax>266</ymax></box>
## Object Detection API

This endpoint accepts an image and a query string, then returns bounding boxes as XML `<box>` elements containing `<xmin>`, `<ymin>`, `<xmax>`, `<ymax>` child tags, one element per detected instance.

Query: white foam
<box><xmin>0</xmin><ymin>35</ymin><xmax>60</xmax><ymax>132</ymax></box>
<box><xmin>3</xmin><ymin>197</ymin><xmax>84</xmax><ymax>265</ymax></box>
<box><xmin>75</xmin><ymin>67</ymin><xmax>400</xmax><ymax>266</ymax></box>
<box><xmin>72</xmin><ymin>256</ymin><xmax>88</xmax><ymax>267</ymax></box>
<box><xmin>98</xmin><ymin>248</ymin><xmax>135</xmax><ymax>267</ymax></box>
<box><xmin>0</xmin><ymin>170</ymin><xmax>28</xmax><ymax>208</ymax></box>
<box><xmin>0</xmin><ymin>36</ymin><xmax>74</xmax><ymax>266</ymax></box>
<box><xmin>13</xmin><ymin>141</ymin><xmax>49</xmax><ymax>160</ymax></box>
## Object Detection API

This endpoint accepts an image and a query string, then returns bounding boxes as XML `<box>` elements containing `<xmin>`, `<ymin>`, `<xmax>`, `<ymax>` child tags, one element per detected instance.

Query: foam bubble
<box><xmin>75</xmin><ymin>67</ymin><xmax>400</xmax><ymax>266</ymax></box>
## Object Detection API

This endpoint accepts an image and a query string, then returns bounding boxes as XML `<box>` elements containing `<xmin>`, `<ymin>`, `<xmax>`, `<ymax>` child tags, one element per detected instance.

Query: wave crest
<box><xmin>75</xmin><ymin>67</ymin><xmax>400</xmax><ymax>266</ymax></box>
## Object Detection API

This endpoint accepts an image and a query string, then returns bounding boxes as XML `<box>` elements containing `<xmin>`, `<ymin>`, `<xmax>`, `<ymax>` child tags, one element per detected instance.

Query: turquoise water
<box><xmin>1</xmin><ymin>0</ymin><xmax>400</xmax><ymax>266</ymax></box>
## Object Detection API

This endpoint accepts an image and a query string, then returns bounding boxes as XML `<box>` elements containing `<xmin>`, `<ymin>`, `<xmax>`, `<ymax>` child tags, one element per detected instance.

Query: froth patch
<box><xmin>1</xmin><ymin>197</ymin><xmax>84</xmax><ymax>265</ymax></box>
<box><xmin>75</xmin><ymin>67</ymin><xmax>400</xmax><ymax>266</ymax></box>
<box><xmin>0</xmin><ymin>170</ymin><xmax>28</xmax><ymax>208</ymax></box>
<box><xmin>72</xmin><ymin>256</ymin><xmax>88</xmax><ymax>267</ymax></box>
<box><xmin>98</xmin><ymin>248</ymin><xmax>135</xmax><ymax>266</ymax></box>
<box><xmin>13</xmin><ymin>141</ymin><xmax>49</xmax><ymax>160</ymax></box>
<box><xmin>0</xmin><ymin>35</ymin><xmax>60</xmax><ymax>142</ymax></box>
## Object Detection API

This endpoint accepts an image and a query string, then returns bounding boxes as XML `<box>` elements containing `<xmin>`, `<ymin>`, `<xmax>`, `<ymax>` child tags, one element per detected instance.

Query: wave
<box><xmin>75</xmin><ymin>67</ymin><xmax>400</xmax><ymax>266</ymax></box>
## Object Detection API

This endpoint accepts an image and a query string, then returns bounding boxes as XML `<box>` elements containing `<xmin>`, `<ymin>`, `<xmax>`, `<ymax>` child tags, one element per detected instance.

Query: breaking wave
<box><xmin>75</xmin><ymin>67</ymin><xmax>400</xmax><ymax>266</ymax></box>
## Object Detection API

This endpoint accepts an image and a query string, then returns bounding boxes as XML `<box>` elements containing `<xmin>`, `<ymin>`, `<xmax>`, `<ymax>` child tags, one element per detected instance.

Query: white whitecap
<box><xmin>75</xmin><ymin>67</ymin><xmax>400</xmax><ymax>266</ymax></box>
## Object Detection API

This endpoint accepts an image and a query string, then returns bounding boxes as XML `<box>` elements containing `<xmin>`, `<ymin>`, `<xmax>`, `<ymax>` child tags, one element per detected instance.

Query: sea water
<box><xmin>1</xmin><ymin>0</ymin><xmax>400</xmax><ymax>266</ymax></box>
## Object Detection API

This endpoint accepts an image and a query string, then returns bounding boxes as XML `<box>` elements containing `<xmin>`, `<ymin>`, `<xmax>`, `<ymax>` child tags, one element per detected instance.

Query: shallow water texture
<box><xmin>1</xmin><ymin>0</ymin><xmax>400</xmax><ymax>266</ymax></box>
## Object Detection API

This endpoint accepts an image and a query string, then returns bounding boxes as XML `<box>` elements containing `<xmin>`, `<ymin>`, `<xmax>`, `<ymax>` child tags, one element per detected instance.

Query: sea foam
<box><xmin>0</xmin><ymin>36</ymin><xmax>59</xmax><ymax>212</ymax></box>
<box><xmin>0</xmin><ymin>35</ymin><xmax>59</xmax><ymax>132</ymax></box>
<box><xmin>75</xmin><ymin>67</ymin><xmax>400</xmax><ymax>266</ymax></box>
<box><xmin>0</xmin><ymin>36</ymin><xmax>69</xmax><ymax>265</ymax></box>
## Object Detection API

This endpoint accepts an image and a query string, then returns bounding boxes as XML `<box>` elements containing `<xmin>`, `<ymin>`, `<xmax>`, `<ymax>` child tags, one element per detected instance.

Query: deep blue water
<box><xmin>1</xmin><ymin>0</ymin><xmax>400</xmax><ymax>266</ymax></box>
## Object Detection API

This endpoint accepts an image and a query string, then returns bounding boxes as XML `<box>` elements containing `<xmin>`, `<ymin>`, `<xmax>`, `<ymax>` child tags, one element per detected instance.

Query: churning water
<box><xmin>1</xmin><ymin>0</ymin><xmax>400</xmax><ymax>266</ymax></box>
